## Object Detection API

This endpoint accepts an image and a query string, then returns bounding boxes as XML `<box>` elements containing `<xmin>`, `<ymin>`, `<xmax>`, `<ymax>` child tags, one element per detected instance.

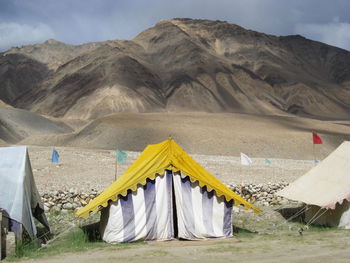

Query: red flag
<box><xmin>312</xmin><ymin>132</ymin><xmax>323</xmax><ymax>144</ymax></box>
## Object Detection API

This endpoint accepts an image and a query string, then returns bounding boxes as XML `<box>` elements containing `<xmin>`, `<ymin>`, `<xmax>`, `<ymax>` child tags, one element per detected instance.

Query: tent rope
<box><xmin>306</xmin><ymin>208</ymin><xmax>328</xmax><ymax>226</ymax></box>
<box><xmin>37</xmin><ymin>224</ymin><xmax>76</xmax><ymax>251</ymax></box>
<box><xmin>298</xmin><ymin>207</ymin><xmax>328</xmax><ymax>235</ymax></box>
<box><xmin>266</xmin><ymin>205</ymin><xmax>310</xmax><ymax>231</ymax></box>
<box><xmin>17</xmin><ymin>222</ymin><xmax>77</xmax><ymax>251</ymax></box>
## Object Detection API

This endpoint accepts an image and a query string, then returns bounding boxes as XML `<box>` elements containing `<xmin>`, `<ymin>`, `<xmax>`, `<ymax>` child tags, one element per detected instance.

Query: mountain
<box><xmin>1</xmin><ymin>18</ymin><xmax>350</xmax><ymax>120</ymax></box>
<box><xmin>0</xmin><ymin>101</ymin><xmax>73</xmax><ymax>143</ymax></box>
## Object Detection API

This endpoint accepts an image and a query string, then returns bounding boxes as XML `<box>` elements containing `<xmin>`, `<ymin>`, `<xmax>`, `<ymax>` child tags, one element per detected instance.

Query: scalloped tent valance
<box><xmin>76</xmin><ymin>139</ymin><xmax>260</xmax><ymax>218</ymax></box>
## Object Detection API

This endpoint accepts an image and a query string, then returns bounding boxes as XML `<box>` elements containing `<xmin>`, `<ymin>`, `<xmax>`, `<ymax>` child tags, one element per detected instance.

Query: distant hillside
<box><xmin>1</xmin><ymin>18</ymin><xmax>350</xmax><ymax>120</ymax></box>
<box><xmin>0</xmin><ymin>104</ymin><xmax>73</xmax><ymax>143</ymax></box>
<box><xmin>19</xmin><ymin>112</ymin><xmax>350</xmax><ymax>159</ymax></box>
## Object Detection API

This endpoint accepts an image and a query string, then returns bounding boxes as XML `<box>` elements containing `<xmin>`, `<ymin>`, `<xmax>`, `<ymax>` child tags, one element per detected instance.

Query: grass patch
<box><xmin>7</xmin><ymin>227</ymin><xmax>144</xmax><ymax>261</ymax></box>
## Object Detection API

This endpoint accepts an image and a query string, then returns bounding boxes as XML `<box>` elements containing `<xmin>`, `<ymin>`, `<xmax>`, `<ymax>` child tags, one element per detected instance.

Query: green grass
<box><xmin>6</xmin><ymin>205</ymin><xmax>350</xmax><ymax>261</ymax></box>
<box><xmin>7</xmin><ymin>227</ymin><xmax>144</xmax><ymax>261</ymax></box>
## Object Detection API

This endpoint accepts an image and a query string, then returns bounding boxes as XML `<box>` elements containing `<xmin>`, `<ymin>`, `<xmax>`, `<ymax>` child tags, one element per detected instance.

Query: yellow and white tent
<box><xmin>77</xmin><ymin>139</ymin><xmax>259</xmax><ymax>242</ymax></box>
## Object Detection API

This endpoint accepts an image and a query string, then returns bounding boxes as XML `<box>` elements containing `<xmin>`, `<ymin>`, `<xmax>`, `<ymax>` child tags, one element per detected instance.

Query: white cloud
<box><xmin>0</xmin><ymin>22</ymin><xmax>55</xmax><ymax>51</ymax></box>
<box><xmin>295</xmin><ymin>21</ymin><xmax>350</xmax><ymax>51</ymax></box>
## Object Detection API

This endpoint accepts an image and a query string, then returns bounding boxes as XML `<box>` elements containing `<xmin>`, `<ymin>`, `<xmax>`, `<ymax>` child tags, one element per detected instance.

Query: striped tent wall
<box><xmin>99</xmin><ymin>170</ymin><xmax>233</xmax><ymax>242</ymax></box>
<box><xmin>100</xmin><ymin>171</ymin><xmax>174</xmax><ymax>243</ymax></box>
<box><xmin>173</xmin><ymin>172</ymin><xmax>233</xmax><ymax>240</ymax></box>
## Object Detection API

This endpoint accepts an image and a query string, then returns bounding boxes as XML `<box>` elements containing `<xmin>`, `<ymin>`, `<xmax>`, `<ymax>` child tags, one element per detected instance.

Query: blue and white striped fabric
<box><xmin>100</xmin><ymin>171</ymin><xmax>174</xmax><ymax>243</ymax></box>
<box><xmin>173</xmin><ymin>172</ymin><xmax>233</xmax><ymax>240</ymax></box>
<box><xmin>100</xmin><ymin>170</ymin><xmax>233</xmax><ymax>242</ymax></box>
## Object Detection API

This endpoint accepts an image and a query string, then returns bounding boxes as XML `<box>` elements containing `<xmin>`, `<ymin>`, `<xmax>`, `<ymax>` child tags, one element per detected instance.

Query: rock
<box><xmin>280</xmin><ymin>199</ymin><xmax>289</xmax><ymax>205</ymax></box>
<box><xmin>62</xmin><ymin>203</ymin><xmax>73</xmax><ymax>210</ymax></box>
<box><xmin>52</xmin><ymin>206</ymin><xmax>61</xmax><ymax>212</ymax></box>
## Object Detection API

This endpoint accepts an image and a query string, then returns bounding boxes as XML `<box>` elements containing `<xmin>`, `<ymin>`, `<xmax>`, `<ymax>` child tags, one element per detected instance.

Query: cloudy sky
<box><xmin>1</xmin><ymin>0</ymin><xmax>350</xmax><ymax>51</ymax></box>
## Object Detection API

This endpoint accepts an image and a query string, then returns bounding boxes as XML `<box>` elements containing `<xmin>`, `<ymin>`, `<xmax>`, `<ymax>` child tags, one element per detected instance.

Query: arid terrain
<box><xmin>28</xmin><ymin>145</ymin><xmax>316</xmax><ymax>193</ymax></box>
<box><xmin>1</xmin><ymin>18</ymin><xmax>350</xmax><ymax>262</ymax></box>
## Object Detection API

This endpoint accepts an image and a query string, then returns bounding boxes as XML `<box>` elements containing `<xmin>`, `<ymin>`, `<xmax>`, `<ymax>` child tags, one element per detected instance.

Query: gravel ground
<box><xmin>27</xmin><ymin>146</ymin><xmax>315</xmax><ymax>193</ymax></box>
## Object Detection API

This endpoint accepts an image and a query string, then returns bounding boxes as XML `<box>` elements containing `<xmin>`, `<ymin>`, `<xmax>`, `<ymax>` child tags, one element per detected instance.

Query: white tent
<box><xmin>277</xmin><ymin>141</ymin><xmax>350</xmax><ymax>228</ymax></box>
<box><xmin>0</xmin><ymin>146</ymin><xmax>49</xmax><ymax>238</ymax></box>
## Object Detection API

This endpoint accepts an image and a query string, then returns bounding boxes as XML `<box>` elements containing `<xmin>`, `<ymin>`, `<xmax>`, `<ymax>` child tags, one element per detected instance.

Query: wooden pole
<box><xmin>1</xmin><ymin>211</ymin><xmax>6</xmax><ymax>260</ymax></box>
<box><xmin>14</xmin><ymin>223</ymin><xmax>22</xmax><ymax>256</ymax></box>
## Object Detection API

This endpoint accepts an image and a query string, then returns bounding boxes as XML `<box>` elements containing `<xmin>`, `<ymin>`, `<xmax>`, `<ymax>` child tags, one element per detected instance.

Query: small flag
<box><xmin>240</xmin><ymin>152</ymin><xmax>253</xmax><ymax>166</ymax></box>
<box><xmin>312</xmin><ymin>132</ymin><xmax>323</xmax><ymax>144</ymax></box>
<box><xmin>116</xmin><ymin>149</ymin><xmax>127</xmax><ymax>163</ymax></box>
<box><xmin>51</xmin><ymin>149</ymin><xmax>59</xmax><ymax>163</ymax></box>
<box><xmin>265</xmin><ymin>159</ymin><xmax>272</xmax><ymax>165</ymax></box>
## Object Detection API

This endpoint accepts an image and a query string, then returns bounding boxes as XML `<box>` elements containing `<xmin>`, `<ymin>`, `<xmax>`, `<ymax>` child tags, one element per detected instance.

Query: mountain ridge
<box><xmin>1</xmin><ymin>18</ymin><xmax>350</xmax><ymax>120</ymax></box>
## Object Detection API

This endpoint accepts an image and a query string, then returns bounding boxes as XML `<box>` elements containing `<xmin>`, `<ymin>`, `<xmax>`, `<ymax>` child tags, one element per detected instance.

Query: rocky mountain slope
<box><xmin>1</xmin><ymin>18</ymin><xmax>350</xmax><ymax>120</ymax></box>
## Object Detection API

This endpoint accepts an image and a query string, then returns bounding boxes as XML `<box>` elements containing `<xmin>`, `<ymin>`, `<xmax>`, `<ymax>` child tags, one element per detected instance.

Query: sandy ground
<box><xmin>30</xmin><ymin>240</ymin><xmax>350</xmax><ymax>263</ymax></box>
<box><xmin>23</xmin><ymin>206</ymin><xmax>350</xmax><ymax>263</ymax></box>
<box><xmin>27</xmin><ymin>145</ymin><xmax>315</xmax><ymax>193</ymax></box>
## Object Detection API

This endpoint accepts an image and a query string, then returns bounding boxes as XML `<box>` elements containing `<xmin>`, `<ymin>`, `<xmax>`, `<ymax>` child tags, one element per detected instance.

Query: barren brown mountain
<box><xmin>1</xmin><ymin>18</ymin><xmax>350</xmax><ymax>158</ymax></box>
<box><xmin>1</xmin><ymin>18</ymin><xmax>349</xmax><ymax>120</ymax></box>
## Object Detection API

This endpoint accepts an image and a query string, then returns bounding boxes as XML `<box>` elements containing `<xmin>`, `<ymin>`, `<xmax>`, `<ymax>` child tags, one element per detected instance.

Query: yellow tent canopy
<box><xmin>76</xmin><ymin>139</ymin><xmax>260</xmax><ymax>218</ymax></box>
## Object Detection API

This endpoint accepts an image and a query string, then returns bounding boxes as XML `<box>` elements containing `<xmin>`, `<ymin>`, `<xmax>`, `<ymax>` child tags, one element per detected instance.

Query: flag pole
<box><xmin>114</xmin><ymin>149</ymin><xmax>118</xmax><ymax>182</ymax></box>
<box><xmin>313</xmin><ymin>143</ymin><xmax>316</xmax><ymax>163</ymax></box>
<box><xmin>115</xmin><ymin>156</ymin><xmax>117</xmax><ymax>181</ymax></box>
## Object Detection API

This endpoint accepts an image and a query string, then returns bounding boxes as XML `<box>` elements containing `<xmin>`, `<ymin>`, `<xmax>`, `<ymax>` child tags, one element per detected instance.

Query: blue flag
<box><xmin>51</xmin><ymin>149</ymin><xmax>59</xmax><ymax>163</ymax></box>
<box><xmin>265</xmin><ymin>159</ymin><xmax>272</xmax><ymax>165</ymax></box>
<box><xmin>116</xmin><ymin>149</ymin><xmax>127</xmax><ymax>163</ymax></box>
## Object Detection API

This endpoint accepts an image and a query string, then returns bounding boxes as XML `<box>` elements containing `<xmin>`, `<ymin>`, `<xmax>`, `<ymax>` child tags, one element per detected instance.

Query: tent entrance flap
<box><xmin>171</xmin><ymin>173</ymin><xmax>178</xmax><ymax>239</ymax></box>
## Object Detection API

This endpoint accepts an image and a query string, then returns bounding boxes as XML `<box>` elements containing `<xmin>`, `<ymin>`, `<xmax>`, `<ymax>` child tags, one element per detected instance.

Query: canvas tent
<box><xmin>0</xmin><ymin>146</ymin><xmax>49</xmax><ymax>239</ymax></box>
<box><xmin>76</xmin><ymin>139</ymin><xmax>259</xmax><ymax>242</ymax></box>
<box><xmin>277</xmin><ymin>141</ymin><xmax>350</xmax><ymax>228</ymax></box>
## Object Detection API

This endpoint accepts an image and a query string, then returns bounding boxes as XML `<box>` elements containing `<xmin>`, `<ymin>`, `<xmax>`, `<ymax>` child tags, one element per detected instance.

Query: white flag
<box><xmin>240</xmin><ymin>152</ymin><xmax>253</xmax><ymax>166</ymax></box>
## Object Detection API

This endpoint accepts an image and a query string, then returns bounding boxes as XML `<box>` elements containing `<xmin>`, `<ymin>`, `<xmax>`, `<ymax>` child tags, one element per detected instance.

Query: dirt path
<box><xmin>29</xmin><ymin>235</ymin><xmax>350</xmax><ymax>263</ymax></box>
